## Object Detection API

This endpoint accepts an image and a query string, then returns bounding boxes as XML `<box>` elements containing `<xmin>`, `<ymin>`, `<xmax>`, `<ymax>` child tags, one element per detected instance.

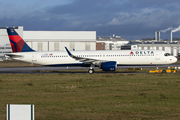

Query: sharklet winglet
<box><xmin>65</xmin><ymin>47</ymin><xmax>72</xmax><ymax>56</ymax></box>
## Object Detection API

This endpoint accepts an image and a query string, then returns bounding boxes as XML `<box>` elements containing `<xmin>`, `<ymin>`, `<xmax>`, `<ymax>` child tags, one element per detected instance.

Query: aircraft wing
<box><xmin>65</xmin><ymin>47</ymin><xmax>106</xmax><ymax>65</ymax></box>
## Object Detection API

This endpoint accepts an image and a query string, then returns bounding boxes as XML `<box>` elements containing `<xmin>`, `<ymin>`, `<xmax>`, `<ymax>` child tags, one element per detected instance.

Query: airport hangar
<box><xmin>0</xmin><ymin>26</ymin><xmax>96</xmax><ymax>59</ymax></box>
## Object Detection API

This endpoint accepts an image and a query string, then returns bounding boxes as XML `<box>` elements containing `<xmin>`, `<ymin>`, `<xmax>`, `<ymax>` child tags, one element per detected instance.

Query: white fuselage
<box><xmin>7</xmin><ymin>50</ymin><xmax>177</xmax><ymax>66</ymax></box>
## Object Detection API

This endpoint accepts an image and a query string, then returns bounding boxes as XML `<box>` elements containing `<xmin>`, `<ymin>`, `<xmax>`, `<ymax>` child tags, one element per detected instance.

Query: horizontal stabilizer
<box><xmin>5</xmin><ymin>53</ymin><xmax>23</xmax><ymax>59</ymax></box>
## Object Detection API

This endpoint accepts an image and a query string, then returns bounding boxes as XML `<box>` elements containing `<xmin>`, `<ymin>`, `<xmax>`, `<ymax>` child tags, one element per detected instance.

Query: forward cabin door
<box><xmin>155</xmin><ymin>51</ymin><xmax>160</xmax><ymax>60</ymax></box>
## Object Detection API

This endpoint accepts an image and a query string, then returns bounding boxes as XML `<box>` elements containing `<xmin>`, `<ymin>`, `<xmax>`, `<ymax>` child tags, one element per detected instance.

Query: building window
<box><xmin>162</xmin><ymin>47</ymin><xmax>165</xmax><ymax>51</ymax></box>
<box><xmin>38</xmin><ymin>42</ymin><xmax>43</xmax><ymax>51</ymax></box>
<box><xmin>70</xmin><ymin>42</ymin><xmax>75</xmax><ymax>51</ymax></box>
<box><xmin>86</xmin><ymin>43</ymin><xmax>90</xmax><ymax>50</ymax></box>
<box><xmin>171</xmin><ymin>47</ymin><xmax>173</xmax><ymax>55</ymax></box>
<box><xmin>54</xmin><ymin>42</ymin><xmax>59</xmax><ymax>51</ymax></box>
<box><xmin>5</xmin><ymin>47</ymin><xmax>11</xmax><ymax>49</ymax></box>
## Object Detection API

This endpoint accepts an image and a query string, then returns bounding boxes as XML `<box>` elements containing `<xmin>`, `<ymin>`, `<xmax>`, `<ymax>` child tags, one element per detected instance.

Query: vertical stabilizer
<box><xmin>7</xmin><ymin>29</ymin><xmax>34</xmax><ymax>53</ymax></box>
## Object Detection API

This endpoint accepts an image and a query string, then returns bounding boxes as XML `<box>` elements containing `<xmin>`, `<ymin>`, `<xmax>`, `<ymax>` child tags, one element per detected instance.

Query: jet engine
<box><xmin>101</xmin><ymin>61</ymin><xmax>117</xmax><ymax>71</ymax></box>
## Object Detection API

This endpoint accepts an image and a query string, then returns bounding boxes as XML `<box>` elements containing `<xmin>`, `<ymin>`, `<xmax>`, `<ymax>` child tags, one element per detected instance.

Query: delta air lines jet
<box><xmin>4</xmin><ymin>29</ymin><xmax>177</xmax><ymax>73</ymax></box>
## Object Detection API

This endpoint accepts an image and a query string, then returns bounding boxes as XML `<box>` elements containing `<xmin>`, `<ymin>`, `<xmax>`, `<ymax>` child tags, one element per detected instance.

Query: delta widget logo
<box><xmin>130</xmin><ymin>51</ymin><xmax>134</xmax><ymax>55</ymax></box>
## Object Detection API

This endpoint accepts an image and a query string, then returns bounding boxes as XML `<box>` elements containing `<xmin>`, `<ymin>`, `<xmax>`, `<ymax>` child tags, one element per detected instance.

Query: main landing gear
<box><xmin>88</xmin><ymin>69</ymin><xmax>94</xmax><ymax>74</ymax></box>
<box><xmin>88</xmin><ymin>65</ymin><xmax>95</xmax><ymax>74</ymax></box>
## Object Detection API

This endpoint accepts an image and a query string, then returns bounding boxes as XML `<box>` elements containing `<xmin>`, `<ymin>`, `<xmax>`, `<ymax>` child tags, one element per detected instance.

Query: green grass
<box><xmin>0</xmin><ymin>73</ymin><xmax>180</xmax><ymax>119</ymax></box>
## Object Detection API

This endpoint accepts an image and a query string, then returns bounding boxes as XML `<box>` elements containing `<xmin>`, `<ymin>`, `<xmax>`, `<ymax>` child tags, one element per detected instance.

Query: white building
<box><xmin>0</xmin><ymin>26</ymin><xmax>96</xmax><ymax>59</ymax></box>
<box><xmin>96</xmin><ymin>36</ymin><xmax>129</xmax><ymax>50</ymax></box>
<box><xmin>24</xmin><ymin>31</ymin><xmax>96</xmax><ymax>51</ymax></box>
<box><xmin>122</xmin><ymin>41</ymin><xmax>180</xmax><ymax>56</ymax></box>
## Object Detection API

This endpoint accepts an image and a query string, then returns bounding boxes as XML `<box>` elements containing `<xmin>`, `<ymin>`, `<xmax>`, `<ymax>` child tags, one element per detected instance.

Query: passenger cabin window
<box><xmin>164</xmin><ymin>53</ymin><xmax>170</xmax><ymax>56</ymax></box>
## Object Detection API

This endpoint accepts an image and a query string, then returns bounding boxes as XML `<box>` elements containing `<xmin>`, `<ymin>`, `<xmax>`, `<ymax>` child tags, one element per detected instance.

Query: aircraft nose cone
<box><xmin>175</xmin><ymin>57</ymin><xmax>178</xmax><ymax>62</ymax></box>
<box><xmin>172</xmin><ymin>57</ymin><xmax>177</xmax><ymax>63</ymax></box>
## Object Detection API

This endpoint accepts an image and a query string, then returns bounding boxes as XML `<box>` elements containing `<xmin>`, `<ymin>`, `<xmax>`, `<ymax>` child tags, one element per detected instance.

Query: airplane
<box><xmin>4</xmin><ymin>29</ymin><xmax>177</xmax><ymax>73</ymax></box>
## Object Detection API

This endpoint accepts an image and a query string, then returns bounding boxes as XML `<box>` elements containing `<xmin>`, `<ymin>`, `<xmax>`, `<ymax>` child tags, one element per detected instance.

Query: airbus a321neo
<box><xmin>4</xmin><ymin>29</ymin><xmax>177</xmax><ymax>73</ymax></box>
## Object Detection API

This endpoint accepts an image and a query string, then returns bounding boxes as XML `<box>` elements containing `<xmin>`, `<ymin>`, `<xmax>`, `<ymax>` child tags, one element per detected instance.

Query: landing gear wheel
<box><xmin>88</xmin><ymin>69</ymin><xmax>94</xmax><ymax>74</ymax></box>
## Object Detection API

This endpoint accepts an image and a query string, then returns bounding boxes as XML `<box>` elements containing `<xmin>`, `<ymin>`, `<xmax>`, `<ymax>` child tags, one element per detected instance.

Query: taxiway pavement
<box><xmin>0</xmin><ymin>65</ymin><xmax>180</xmax><ymax>73</ymax></box>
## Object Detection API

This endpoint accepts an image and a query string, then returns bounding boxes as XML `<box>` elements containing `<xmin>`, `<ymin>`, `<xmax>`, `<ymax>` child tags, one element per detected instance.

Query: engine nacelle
<box><xmin>101</xmin><ymin>61</ymin><xmax>117</xmax><ymax>71</ymax></box>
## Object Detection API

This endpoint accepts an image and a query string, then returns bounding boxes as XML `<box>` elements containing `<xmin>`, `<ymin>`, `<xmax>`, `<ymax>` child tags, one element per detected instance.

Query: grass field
<box><xmin>0</xmin><ymin>73</ymin><xmax>180</xmax><ymax>120</ymax></box>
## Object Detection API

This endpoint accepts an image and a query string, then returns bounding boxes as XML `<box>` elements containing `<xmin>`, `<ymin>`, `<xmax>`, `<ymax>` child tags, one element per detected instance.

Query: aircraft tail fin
<box><xmin>7</xmin><ymin>29</ymin><xmax>34</xmax><ymax>53</ymax></box>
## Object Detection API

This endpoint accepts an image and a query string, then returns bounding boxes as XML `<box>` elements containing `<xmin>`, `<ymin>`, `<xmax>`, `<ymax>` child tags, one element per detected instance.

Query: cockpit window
<box><xmin>164</xmin><ymin>53</ymin><xmax>171</xmax><ymax>56</ymax></box>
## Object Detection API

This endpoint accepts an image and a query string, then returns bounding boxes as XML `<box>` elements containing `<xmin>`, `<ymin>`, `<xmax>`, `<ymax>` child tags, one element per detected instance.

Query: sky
<box><xmin>1</xmin><ymin>0</ymin><xmax>180</xmax><ymax>40</ymax></box>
